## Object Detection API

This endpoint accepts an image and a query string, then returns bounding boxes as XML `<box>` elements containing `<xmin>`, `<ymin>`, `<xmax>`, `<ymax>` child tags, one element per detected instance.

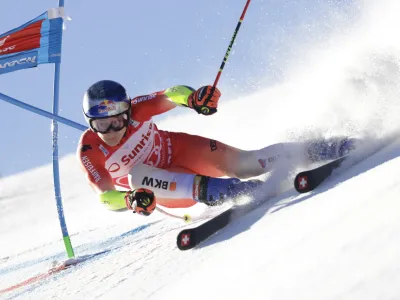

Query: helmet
<box><xmin>83</xmin><ymin>80</ymin><xmax>131</xmax><ymax>133</ymax></box>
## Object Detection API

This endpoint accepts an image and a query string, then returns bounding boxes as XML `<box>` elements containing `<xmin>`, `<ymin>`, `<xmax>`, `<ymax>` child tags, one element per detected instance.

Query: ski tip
<box><xmin>177</xmin><ymin>230</ymin><xmax>196</xmax><ymax>251</ymax></box>
<box><xmin>294</xmin><ymin>173</ymin><xmax>314</xmax><ymax>193</ymax></box>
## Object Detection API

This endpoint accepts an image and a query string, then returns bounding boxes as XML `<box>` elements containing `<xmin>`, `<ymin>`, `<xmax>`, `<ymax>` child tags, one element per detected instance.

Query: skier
<box><xmin>77</xmin><ymin>80</ymin><xmax>354</xmax><ymax>216</ymax></box>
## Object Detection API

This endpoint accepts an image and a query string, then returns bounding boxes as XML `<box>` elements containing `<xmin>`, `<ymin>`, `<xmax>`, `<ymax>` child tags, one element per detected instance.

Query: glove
<box><xmin>188</xmin><ymin>85</ymin><xmax>221</xmax><ymax>115</ymax></box>
<box><xmin>125</xmin><ymin>188</ymin><xmax>156</xmax><ymax>216</ymax></box>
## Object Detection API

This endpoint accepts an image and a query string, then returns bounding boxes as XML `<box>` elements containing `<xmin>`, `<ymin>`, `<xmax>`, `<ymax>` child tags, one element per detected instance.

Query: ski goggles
<box><xmin>89</xmin><ymin>112</ymin><xmax>129</xmax><ymax>134</ymax></box>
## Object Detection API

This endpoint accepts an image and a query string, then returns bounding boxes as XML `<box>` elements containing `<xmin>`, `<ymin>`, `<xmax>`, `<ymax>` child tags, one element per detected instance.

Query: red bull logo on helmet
<box><xmin>97</xmin><ymin>100</ymin><xmax>117</xmax><ymax>114</ymax></box>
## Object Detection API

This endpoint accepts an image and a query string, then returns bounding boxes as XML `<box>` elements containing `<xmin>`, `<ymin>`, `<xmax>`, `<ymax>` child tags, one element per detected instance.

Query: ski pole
<box><xmin>213</xmin><ymin>0</ymin><xmax>252</xmax><ymax>88</ymax></box>
<box><xmin>201</xmin><ymin>0</ymin><xmax>251</xmax><ymax>115</ymax></box>
<box><xmin>155</xmin><ymin>206</ymin><xmax>192</xmax><ymax>223</ymax></box>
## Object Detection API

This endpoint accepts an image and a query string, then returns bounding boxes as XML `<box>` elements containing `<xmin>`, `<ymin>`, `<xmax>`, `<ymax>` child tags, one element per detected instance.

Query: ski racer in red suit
<box><xmin>77</xmin><ymin>80</ymin><xmax>355</xmax><ymax>216</ymax></box>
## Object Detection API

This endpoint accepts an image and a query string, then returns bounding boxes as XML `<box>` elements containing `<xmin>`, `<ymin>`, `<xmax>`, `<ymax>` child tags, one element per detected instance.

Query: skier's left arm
<box><xmin>131</xmin><ymin>85</ymin><xmax>221</xmax><ymax>121</ymax></box>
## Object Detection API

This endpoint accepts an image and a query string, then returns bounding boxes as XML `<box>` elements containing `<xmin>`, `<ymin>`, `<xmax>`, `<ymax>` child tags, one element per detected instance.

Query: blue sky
<box><xmin>0</xmin><ymin>0</ymin><xmax>356</xmax><ymax>177</ymax></box>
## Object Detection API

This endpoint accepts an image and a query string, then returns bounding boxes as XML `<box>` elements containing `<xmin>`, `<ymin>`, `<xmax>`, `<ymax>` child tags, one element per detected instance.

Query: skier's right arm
<box><xmin>77</xmin><ymin>143</ymin><xmax>126</xmax><ymax>210</ymax></box>
<box><xmin>77</xmin><ymin>141</ymin><xmax>156</xmax><ymax>214</ymax></box>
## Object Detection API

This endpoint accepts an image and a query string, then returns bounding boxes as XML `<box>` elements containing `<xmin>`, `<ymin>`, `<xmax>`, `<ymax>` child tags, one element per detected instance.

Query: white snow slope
<box><xmin>2</xmin><ymin>1</ymin><xmax>400</xmax><ymax>299</ymax></box>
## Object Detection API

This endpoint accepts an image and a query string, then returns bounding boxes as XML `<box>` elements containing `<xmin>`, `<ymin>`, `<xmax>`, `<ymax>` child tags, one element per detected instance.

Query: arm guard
<box><xmin>99</xmin><ymin>190</ymin><xmax>127</xmax><ymax>211</ymax></box>
<box><xmin>164</xmin><ymin>85</ymin><xmax>195</xmax><ymax>107</ymax></box>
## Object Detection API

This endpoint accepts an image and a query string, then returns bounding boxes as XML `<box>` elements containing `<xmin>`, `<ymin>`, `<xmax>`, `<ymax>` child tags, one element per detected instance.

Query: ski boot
<box><xmin>307</xmin><ymin>137</ymin><xmax>356</xmax><ymax>162</ymax></box>
<box><xmin>194</xmin><ymin>176</ymin><xmax>262</xmax><ymax>206</ymax></box>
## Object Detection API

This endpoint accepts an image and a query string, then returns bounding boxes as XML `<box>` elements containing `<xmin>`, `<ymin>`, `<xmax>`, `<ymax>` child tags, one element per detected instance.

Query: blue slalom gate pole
<box><xmin>0</xmin><ymin>93</ymin><xmax>86</xmax><ymax>131</ymax></box>
<box><xmin>0</xmin><ymin>1</ymin><xmax>82</xmax><ymax>259</ymax></box>
<box><xmin>52</xmin><ymin>0</ymin><xmax>75</xmax><ymax>258</ymax></box>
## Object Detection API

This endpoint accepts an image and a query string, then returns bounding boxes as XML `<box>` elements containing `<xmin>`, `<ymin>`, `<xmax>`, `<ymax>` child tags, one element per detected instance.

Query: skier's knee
<box><xmin>231</xmin><ymin>149</ymin><xmax>273</xmax><ymax>178</ymax></box>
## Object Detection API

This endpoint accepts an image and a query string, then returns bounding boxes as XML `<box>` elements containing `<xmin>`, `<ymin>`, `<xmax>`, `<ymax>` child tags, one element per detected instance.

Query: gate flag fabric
<box><xmin>0</xmin><ymin>8</ymin><xmax>64</xmax><ymax>75</ymax></box>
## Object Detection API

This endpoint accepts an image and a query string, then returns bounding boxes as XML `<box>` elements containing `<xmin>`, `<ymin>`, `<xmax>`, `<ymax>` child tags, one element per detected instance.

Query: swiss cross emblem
<box><xmin>181</xmin><ymin>233</ymin><xmax>191</xmax><ymax>246</ymax></box>
<box><xmin>298</xmin><ymin>176</ymin><xmax>308</xmax><ymax>190</ymax></box>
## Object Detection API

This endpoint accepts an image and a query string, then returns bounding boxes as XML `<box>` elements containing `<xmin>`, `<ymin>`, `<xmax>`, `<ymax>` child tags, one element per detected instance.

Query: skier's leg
<box><xmin>128</xmin><ymin>163</ymin><xmax>198</xmax><ymax>208</ymax></box>
<box><xmin>167</xmin><ymin>131</ymin><xmax>309</xmax><ymax>179</ymax></box>
<box><xmin>235</xmin><ymin>136</ymin><xmax>358</xmax><ymax>173</ymax></box>
<box><xmin>167</xmin><ymin>132</ymin><xmax>245</xmax><ymax>177</ymax></box>
<box><xmin>132</xmin><ymin>133</ymin><xmax>356</xmax><ymax>208</ymax></box>
<box><xmin>128</xmin><ymin>163</ymin><xmax>261</xmax><ymax>207</ymax></box>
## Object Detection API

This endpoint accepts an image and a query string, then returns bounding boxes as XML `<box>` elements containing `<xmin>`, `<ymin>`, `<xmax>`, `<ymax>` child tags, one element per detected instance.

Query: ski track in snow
<box><xmin>2</xmin><ymin>0</ymin><xmax>400</xmax><ymax>299</ymax></box>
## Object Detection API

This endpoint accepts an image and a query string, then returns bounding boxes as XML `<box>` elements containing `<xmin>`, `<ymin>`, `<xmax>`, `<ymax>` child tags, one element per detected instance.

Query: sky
<box><xmin>0</xmin><ymin>0</ymin><xmax>358</xmax><ymax>177</ymax></box>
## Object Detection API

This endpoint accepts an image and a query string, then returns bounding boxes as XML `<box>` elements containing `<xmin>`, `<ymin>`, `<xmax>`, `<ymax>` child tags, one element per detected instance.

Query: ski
<box><xmin>294</xmin><ymin>156</ymin><xmax>348</xmax><ymax>193</ymax></box>
<box><xmin>294</xmin><ymin>138</ymin><xmax>393</xmax><ymax>194</ymax></box>
<box><xmin>177</xmin><ymin>197</ymin><xmax>270</xmax><ymax>250</ymax></box>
